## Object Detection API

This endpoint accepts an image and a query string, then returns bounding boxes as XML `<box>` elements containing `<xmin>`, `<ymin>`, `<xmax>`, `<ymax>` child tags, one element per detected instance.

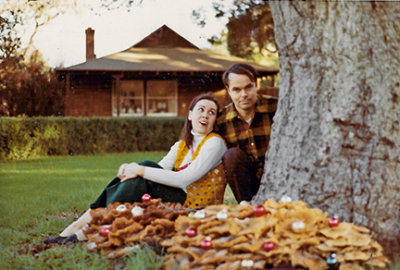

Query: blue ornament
<box><xmin>327</xmin><ymin>253</ymin><xmax>337</xmax><ymax>269</ymax></box>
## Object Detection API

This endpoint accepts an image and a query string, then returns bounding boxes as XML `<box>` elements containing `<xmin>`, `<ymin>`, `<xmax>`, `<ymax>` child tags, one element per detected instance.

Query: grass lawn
<box><xmin>1</xmin><ymin>153</ymin><xmax>398</xmax><ymax>269</ymax></box>
<box><xmin>0</xmin><ymin>152</ymin><xmax>235</xmax><ymax>269</ymax></box>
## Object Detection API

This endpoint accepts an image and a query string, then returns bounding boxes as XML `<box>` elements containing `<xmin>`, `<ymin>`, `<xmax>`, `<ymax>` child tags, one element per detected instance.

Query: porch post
<box><xmin>112</xmin><ymin>74</ymin><xmax>123</xmax><ymax>116</ymax></box>
<box><xmin>65</xmin><ymin>73</ymin><xmax>71</xmax><ymax>115</ymax></box>
<box><xmin>143</xmin><ymin>79</ymin><xmax>147</xmax><ymax>116</ymax></box>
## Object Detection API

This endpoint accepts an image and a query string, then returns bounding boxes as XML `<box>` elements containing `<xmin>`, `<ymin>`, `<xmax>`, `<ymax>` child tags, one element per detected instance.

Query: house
<box><xmin>58</xmin><ymin>25</ymin><xmax>279</xmax><ymax>117</ymax></box>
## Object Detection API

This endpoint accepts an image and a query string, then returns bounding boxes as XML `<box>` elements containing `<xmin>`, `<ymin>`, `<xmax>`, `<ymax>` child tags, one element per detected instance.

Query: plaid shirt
<box><xmin>216</xmin><ymin>95</ymin><xmax>277</xmax><ymax>178</ymax></box>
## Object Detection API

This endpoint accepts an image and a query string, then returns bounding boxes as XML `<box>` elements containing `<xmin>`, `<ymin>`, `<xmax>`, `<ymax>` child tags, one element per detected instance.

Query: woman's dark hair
<box><xmin>180</xmin><ymin>92</ymin><xmax>220</xmax><ymax>147</ymax></box>
<box><xmin>222</xmin><ymin>63</ymin><xmax>258</xmax><ymax>89</ymax></box>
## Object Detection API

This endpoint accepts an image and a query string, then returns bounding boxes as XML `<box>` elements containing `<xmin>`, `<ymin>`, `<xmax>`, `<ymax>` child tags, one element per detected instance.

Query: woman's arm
<box><xmin>120</xmin><ymin>141</ymin><xmax>180</xmax><ymax>182</ymax></box>
<box><xmin>143</xmin><ymin>137</ymin><xmax>227</xmax><ymax>190</ymax></box>
<box><xmin>157</xmin><ymin>141</ymin><xmax>179</xmax><ymax>170</ymax></box>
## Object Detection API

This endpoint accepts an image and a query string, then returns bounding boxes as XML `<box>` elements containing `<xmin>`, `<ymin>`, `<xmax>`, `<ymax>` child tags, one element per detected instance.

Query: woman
<box><xmin>45</xmin><ymin>93</ymin><xmax>227</xmax><ymax>244</ymax></box>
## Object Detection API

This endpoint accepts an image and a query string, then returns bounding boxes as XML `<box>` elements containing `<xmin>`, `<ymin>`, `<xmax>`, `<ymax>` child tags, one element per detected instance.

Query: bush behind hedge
<box><xmin>0</xmin><ymin>117</ymin><xmax>185</xmax><ymax>161</ymax></box>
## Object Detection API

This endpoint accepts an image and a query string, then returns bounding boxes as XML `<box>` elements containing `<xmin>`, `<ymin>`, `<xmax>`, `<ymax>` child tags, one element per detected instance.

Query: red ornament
<box><xmin>200</xmin><ymin>239</ymin><xmax>212</xmax><ymax>250</ymax></box>
<box><xmin>185</xmin><ymin>227</ymin><xmax>197</xmax><ymax>238</ymax></box>
<box><xmin>328</xmin><ymin>217</ymin><xmax>340</xmax><ymax>227</ymax></box>
<box><xmin>263</xmin><ymin>241</ymin><xmax>275</xmax><ymax>252</ymax></box>
<box><xmin>141</xmin><ymin>193</ymin><xmax>151</xmax><ymax>203</ymax></box>
<box><xmin>253</xmin><ymin>205</ymin><xmax>266</xmax><ymax>217</ymax></box>
<box><xmin>100</xmin><ymin>226</ymin><xmax>111</xmax><ymax>237</ymax></box>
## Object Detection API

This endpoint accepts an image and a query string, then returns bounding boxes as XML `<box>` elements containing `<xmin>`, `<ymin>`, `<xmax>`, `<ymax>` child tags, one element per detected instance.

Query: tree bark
<box><xmin>254</xmin><ymin>1</ymin><xmax>400</xmax><ymax>256</ymax></box>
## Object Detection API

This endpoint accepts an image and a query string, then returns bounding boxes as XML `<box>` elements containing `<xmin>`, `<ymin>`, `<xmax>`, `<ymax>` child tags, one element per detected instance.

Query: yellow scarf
<box><xmin>174</xmin><ymin>132</ymin><xmax>227</xmax><ymax>208</ymax></box>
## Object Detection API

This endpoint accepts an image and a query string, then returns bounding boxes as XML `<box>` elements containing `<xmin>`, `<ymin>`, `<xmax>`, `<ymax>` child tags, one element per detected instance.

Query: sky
<box><xmin>29</xmin><ymin>0</ymin><xmax>231</xmax><ymax>68</ymax></box>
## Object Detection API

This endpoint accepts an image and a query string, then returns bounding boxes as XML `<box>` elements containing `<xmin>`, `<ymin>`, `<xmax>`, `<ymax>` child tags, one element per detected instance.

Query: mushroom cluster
<box><xmin>161</xmin><ymin>199</ymin><xmax>388</xmax><ymax>270</ymax></box>
<box><xmin>83</xmin><ymin>197</ymin><xmax>191</xmax><ymax>258</ymax></box>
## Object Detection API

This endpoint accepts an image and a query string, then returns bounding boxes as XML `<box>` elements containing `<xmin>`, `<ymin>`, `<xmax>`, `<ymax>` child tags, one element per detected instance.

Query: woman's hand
<box><xmin>117</xmin><ymin>163</ymin><xmax>128</xmax><ymax>179</ymax></box>
<box><xmin>120</xmin><ymin>162</ymin><xmax>145</xmax><ymax>182</ymax></box>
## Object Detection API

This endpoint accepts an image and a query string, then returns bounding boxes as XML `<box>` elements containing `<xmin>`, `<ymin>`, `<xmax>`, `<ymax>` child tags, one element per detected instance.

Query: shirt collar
<box><xmin>191</xmin><ymin>130</ymin><xmax>206</xmax><ymax>147</ymax></box>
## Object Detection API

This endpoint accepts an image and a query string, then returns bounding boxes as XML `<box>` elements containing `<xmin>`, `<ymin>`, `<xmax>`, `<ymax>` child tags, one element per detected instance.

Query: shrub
<box><xmin>0</xmin><ymin>116</ymin><xmax>185</xmax><ymax>160</ymax></box>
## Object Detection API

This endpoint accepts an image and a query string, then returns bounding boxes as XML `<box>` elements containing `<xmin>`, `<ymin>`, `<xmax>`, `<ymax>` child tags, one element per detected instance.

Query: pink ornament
<box><xmin>328</xmin><ymin>217</ymin><xmax>340</xmax><ymax>227</ymax></box>
<box><xmin>185</xmin><ymin>227</ymin><xmax>197</xmax><ymax>238</ymax></box>
<box><xmin>263</xmin><ymin>241</ymin><xmax>275</xmax><ymax>252</ymax></box>
<box><xmin>100</xmin><ymin>226</ymin><xmax>111</xmax><ymax>237</ymax></box>
<box><xmin>141</xmin><ymin>193</ymin><xmax>151</xmax><ymax>203</ymax></box>
<box><xmin>201</xmin><ymin>238</ymin><xmax>212</xmax><ymax>250</ymax></box>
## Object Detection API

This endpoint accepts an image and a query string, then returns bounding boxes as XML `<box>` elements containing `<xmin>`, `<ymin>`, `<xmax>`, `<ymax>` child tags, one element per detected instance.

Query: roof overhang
<box><xmin>58</xmin><ymin>47</ymin><xmax>278</xmax><ymax>76</ymax></box>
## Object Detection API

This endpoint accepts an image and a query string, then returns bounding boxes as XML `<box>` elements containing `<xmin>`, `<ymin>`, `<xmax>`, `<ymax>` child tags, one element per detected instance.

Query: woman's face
<box><xmin>188</xmin><ymin>99</ymin><xmax>218</xmax><ymax>135</ymax></box>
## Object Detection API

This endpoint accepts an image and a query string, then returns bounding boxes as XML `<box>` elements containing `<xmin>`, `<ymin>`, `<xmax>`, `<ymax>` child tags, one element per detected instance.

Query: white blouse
<box><xmin>143</xmin><ymin>132</ymin><xmax>227</xmax><ymax>192</ymax></box>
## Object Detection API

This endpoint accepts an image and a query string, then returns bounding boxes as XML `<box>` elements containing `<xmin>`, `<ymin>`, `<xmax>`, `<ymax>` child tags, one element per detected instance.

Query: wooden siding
<box><xmin>66</xmin><ymin>76</ymin><xmax>112</xmax><ymax>116</ymax></box>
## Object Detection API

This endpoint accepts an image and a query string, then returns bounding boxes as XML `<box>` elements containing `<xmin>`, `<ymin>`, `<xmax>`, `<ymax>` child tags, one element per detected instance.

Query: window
<box><xmin>112</xmin><ymin>79</ymin><xmax>178</xmax><ymax>116</ymax></box>
<box><xmin>113</xmin><ymin>80</ymin><xmax>144</xmax><ymax>116</ymax></box>
<box><xmin>147</xmin><ymin>80</ymin><xmax>177</xmax><ymax>116</ymax></box>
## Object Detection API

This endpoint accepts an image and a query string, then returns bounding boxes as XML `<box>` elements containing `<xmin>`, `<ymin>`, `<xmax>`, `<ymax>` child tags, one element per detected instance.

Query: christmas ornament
<box><xmin>131</xmin><ymin>206</ymin><xmax>144</xmax><ymax>216</ymax></box>
<box><xmin>201</xmin><ymin>237</ymin><xmax>212</xmax><ymax>250</ymax></box>
<box><xmin>100</xmin><ymin>225</ymin><xmax>111</xmax><ymax>237</ymax></box>
<box><xmin>327</xmin><ymin>253</ymin><xmax>337</xmax><ymax>268</ymax></box>
<box><xmin>194</xmin><ymin>209</ymin><xmax>206</xmax><ymax>219</ymax></box>
<box><xmin>241</xmin><ymin>259</ymin><xmax>254</xmax><ymax>268</ymax></box>
<box><xmin>280</xmin><ymin>195</ymin><xmax>292</xmax><ymax>203</ymax></box>
<box><xmin>116</xmin><ymin>205</ymin><xmax>127</xmax><ymax>212</ymax></box>
<box><xmin>253</xmin><ymin>205</ymin><xmax>266</xmax><ymax>217</ymax></box>
<box><xmin>141</xmin><ymin>193</ymin><xmax>151</xmax><ymax>202</ymax></box>
<box><xmin>328</xmin><ymin>216</ymin><xmax>340</xmax><ymax>227</ymax></box>
<box><xmin>216</xmin><ymin>209</ymin><xmax>228</xmax><ymax>220</ymax></box>
<box><xmin>263</xmin><ymin>241</ymin><xmax>275</xmax><ymax>251</ymax></box>
<box><xmin>291</xmin><ymin>220</ymin><xmax>305</xmax><ymax>232</ymax></box>
<box><xmin>185</xmin><ymin>227</ymin><xmax>197</xmax><ymax>238</ymax></box>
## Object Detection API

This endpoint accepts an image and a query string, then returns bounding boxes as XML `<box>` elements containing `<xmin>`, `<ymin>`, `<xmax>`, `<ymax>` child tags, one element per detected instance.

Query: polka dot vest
<box><xmin>174</xmin><ymin>133</ymin><xmax>227</xmax><ymax>208</ymax></box>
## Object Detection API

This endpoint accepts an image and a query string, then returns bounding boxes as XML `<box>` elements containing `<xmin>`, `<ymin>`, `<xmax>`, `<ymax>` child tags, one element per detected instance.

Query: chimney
<box><xmin>85</xmin><ymin>27</ymin><xmax>96</xmax><ymax>61</ymax></box>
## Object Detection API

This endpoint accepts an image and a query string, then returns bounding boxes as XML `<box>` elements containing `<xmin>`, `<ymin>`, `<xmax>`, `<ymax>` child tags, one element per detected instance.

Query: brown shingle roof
<box><xmin>62</xmin><ymin>47</ymin><xmax>278</xmax><ymax>74</ymax></box>
<box><xmin>132</xmin><ymin>24</ymin><xmax>199</xmax><ymax>49</ymax></box>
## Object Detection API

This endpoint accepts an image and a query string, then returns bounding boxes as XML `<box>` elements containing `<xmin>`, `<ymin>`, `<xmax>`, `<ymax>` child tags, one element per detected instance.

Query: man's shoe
<box><xmin>61</xmin><ymin>234</ymin><xmax>78</xmax><ymax>244</ymax></box>
<box><xmin>44</xmin><ymin>236</ymin><xmax>67</xmax><ymax>244</ymax></box>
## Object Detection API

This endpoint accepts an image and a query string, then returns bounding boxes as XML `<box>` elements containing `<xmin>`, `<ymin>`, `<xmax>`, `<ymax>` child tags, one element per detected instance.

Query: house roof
<box><xmin>132</xmin><ymin>24</ymin><xmax>199</xmax><ymax>49</ymax></box>
<box><xmin>60</xmin><ymin>25</ymin><xmax>278</xmax><ymax>75</ymax></box>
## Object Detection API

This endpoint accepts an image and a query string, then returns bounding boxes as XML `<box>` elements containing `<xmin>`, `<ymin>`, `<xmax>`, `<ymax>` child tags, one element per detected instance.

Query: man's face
<box><xmin>226</xmin><ymin>73</ymin><xmax>258</xmax><ymax>113</ymax></box>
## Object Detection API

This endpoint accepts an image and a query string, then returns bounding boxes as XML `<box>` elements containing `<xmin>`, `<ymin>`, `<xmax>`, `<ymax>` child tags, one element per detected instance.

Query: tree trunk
<box><xmin>254</xmin><ymin>1</ymin><xmax>400</xmax><ymax>256</ymax></box>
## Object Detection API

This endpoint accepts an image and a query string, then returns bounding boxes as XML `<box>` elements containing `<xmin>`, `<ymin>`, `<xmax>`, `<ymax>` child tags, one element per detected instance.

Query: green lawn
<box><xmin>2</xmin><ymin>153</ymin><xmax>397</xmax><ymax>269</ymax></box>
<box><xmin>0</xmin><ymin>152</ymin><xmax>235</xmax><ymax>269</ymax></box>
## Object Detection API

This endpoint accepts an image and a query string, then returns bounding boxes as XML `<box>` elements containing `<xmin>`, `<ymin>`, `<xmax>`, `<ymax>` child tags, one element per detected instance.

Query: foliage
<box><xmin>125</xmin><ymin>244</ymin><xmax>164</xmax><ymax>270</ymax></box>
<box><xmin>1</xmin><ymin>0</ymin><xmax>77</xmax><ymax>56</ymax></box>
<box><xmin>0</xmin><ymin>116</ymin><xmax>185</xmax><ymax>160</ymax></box>
<box><xmin>0</xmin><ymin>10</ymin><xmax>22</xmax><ymax>59</ymax></box>
<box><xmin>0</xmin><ymin>7</ymin><xmax>65</xmax><ymax>116</ymax></box>
<box><xmin>206</xmin><ymin>0</ymin><xmax>277</xmax><ymax>62</ymax></box>
<box><xmin>0</xmin><ymin>51</ymin><xmax>65</xmax><ymax>116</ymax></box>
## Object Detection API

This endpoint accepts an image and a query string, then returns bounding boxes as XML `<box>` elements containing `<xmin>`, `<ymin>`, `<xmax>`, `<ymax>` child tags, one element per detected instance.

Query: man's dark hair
<box><xmin>222</xmin><ymin>63</ymin><xmax>258</xmax><ymax>88</ymax></box>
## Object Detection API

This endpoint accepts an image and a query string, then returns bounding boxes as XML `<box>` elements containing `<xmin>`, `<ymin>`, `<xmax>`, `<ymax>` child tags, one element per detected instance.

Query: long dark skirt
<box><xmin>90</xmin><ymin>160</ymin><xmax>187</xmax><ymax>209</ymax></box>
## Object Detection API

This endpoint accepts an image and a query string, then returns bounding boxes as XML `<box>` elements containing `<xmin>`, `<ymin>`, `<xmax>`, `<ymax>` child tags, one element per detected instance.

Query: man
<box><xmin>216</xmin><ymin>63</ymin><xmax>277</xmax><ymax>202</ymax></box>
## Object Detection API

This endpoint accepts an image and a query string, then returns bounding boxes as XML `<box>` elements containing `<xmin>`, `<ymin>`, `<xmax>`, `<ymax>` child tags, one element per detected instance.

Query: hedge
<box><xmin>0</xmin><ymin>116</ymin><xmax>185</xmax><ymax>161</ymax></box>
